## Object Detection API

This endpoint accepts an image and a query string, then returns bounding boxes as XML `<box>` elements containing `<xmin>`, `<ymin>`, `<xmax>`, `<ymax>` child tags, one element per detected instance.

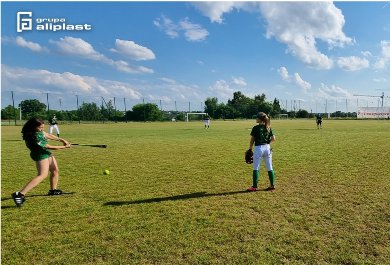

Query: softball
<box><xmin>103</xmin><ymin>169</ymin><xmax>110</xmax><ymax>175</ymax></box>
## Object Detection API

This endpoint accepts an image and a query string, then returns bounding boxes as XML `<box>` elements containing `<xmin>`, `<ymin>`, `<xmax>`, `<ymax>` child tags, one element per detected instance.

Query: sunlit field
<box><xmin>2</xmin><ymin>119</ymin><xmax>389</xmax><ymax>264</ymax></box>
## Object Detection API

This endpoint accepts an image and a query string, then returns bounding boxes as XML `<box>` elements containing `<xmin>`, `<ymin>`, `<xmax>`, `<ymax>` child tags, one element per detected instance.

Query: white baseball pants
<box><xmin>253</xmin><ymin>144</ymin><xmax>273</xmax><ymax>171</ymax></box>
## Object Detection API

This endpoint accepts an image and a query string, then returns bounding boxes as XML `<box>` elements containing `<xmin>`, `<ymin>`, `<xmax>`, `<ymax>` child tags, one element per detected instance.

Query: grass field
<box><xmin>2</xmin><ymin>120</ymin><xmax>390</xmax><ymax>265</ymax></box>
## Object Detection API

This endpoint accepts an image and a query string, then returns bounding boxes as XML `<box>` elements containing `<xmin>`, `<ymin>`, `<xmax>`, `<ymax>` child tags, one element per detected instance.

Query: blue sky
<box><xmin>1</xmin><ymin>1</ymin><xmax>390</xmax><ymax>113</ymax></box>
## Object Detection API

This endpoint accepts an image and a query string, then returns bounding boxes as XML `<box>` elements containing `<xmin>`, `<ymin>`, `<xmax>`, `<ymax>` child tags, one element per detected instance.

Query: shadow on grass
<box><xmin>103</xmin><ymin>189</ymin><xmax>266</xmax><ymax>206</ymax></box>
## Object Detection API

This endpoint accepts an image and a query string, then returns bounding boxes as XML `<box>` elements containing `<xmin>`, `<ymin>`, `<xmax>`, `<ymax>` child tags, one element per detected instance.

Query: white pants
<box><xmin>49</xmin><ymin>124</ymin><xmax>60</xmax><ymax>135</ymax></box>
<box><xmin>253</xmin><ymin>144</ymin><xmax>273</xmax><ymax>171</ymax></box>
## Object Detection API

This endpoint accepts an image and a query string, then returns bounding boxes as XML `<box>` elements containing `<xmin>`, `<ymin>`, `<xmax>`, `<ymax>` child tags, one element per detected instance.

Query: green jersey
<box><xmin>25</xmin><ymin>131</ymin><xmax>52</xmax><ymax>161</ymax></box>
<box><xmin>250</xmin><ymin>124</ymin><xmax>274</xmax><ymax>145</ymax></box>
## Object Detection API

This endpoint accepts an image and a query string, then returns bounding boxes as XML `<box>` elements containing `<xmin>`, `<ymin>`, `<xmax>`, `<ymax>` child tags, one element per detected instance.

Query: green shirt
<box><xmin>250</xmin><ymin>124</ymin><xmax>274</xmax><ymax>145</ymax></box>
<box><xmin>25</xmin><ymin>131</ymin><xmax>52</xmax><ymax>161</ymax></box>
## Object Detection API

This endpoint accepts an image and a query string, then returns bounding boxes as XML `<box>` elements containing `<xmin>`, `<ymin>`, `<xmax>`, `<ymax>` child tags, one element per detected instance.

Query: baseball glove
<box><xmin>245</xmin><ymin>149</ymin><xmax>253</xmax><ymax>164</ymax></box>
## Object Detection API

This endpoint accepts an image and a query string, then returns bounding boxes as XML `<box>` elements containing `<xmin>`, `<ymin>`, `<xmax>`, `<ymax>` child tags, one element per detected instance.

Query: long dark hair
<box><xmin>21</xmin><ymin>118</ymin><xmax>44</xmax><ymax>142</ymax></box>
<box><xmin>257</xmin><ymin>112</ymin><xmax>271</xmax><ymax>132</ymax></box>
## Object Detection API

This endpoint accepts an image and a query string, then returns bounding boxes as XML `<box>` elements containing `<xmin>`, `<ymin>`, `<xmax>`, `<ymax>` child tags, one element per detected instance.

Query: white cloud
<box><xmin>374</xmin><ymin>41</ymin><xmax>390</xmax><ymax>69</ymax></box>
<box><xmin>361</xmin><ymin>51</ymin><xmax>372</xmax><ymax>57</ymax></box>
<box><xmin>1</xmin><ymin>64</ymin><xmax>142</xmax><ymax>99</ymax></box>
<box><xmin>15</xmin><ymin>36</ymin><xmax>48</xmax><ymax>52</ymax></box>
<box><xmin>278</xmin><ymin>66</ymin><xmax>289</xmax><ymax>81</ymax></box>
<box><xmin>154</xmin><ymin>15</ymin><xmax>209</xmax><ymax>42</ymax></box>
<box><xmin>179</xmin><ymin>18</ymin><xmax>209</xmax><ymax>42</ymax></box>
<box><xmin>112</xmin><ymin>60</ymin><xmax>154</xmax><ymax>74</ymax></box>
<box><xmin>260</xmin><ymin>2</ymin><xmax>353</xmax><ymax>69</ymax></box>
<box><xmin>209</xmin><ymin>80</ymin><xmax>235</xmax><ymax>101</ymax></box>
<box><xmin>232</xmin><ymin>76</ymin><xmax>247</xmax><ymax>86</ymax></box>
<box><xmin>160</xmin><ymin>77</ymin><xmax>176</xmax><ymax>84</ymax></box>
<box><xmin>317</xmin><ymin>83</ymin><xmax>353</xmax><ymax>99</ymax></box>
<box><xmin>51</xmin><ymin>36</ymin><xmax>107</xmax><ymax>61</ymax></box>
<box><xmin>337</xmin><ymin>56</ymin><xmax>370</xmax><ymax>71</ymax></box>
<box><xmin>194</xmin><ymin>2</ymin><xmax>353</xmax><ymax>69</ymax></box>
<box><xmin>293</xmin><ymin>73</ymin><xmax>311</xmax><ymax>92</ymax></box>
<box><xmin>192</xmin><ymin>2</ymin><xmax>241</xmax><ymax>24</ymax></box>
<box><xmin>158</xmin><ymin>77</ymin><xmax>202</xmax><ymax>100</ymax></box>
<box><xmin>153</xmin><ymin>15</ymin><xmax>179</xmax><ymax>39</ymax></box>
<box><xmin>110</xmin><ymin>39</ymin><xmax>155</xmax><ymax>61</ymax></box>
<box><xmin>278</xmin><ymin>66</ymin><xmax>311</xmax><ymax>92</ymax></box>
<box><xmin>51</xmin><ymin>37</ymin><xmax>153</xmax><ymax>74</ymax></box>
<box><xmin>373</xmin><ymin>78</ymin><xmax>388</xmax><ymax>83</ymax></box>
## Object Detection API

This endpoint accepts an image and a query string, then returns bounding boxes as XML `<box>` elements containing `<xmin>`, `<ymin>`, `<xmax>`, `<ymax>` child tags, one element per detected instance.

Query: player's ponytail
<box><xmin>257</xmin><ymin>112</ymin><xmax>271</xmax><ymax>132</ymax></box>
<box><xmin>265</xmin><ymin>115</ymin><xmax>271</xmax><ymax>132</ymax></box>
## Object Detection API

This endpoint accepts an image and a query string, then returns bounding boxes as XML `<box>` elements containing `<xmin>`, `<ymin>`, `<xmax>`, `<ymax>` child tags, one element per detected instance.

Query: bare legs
<box><xmin>20</xmin><ymin>156</ymin><xmax>59</xmax><ymax>195</ymax></box>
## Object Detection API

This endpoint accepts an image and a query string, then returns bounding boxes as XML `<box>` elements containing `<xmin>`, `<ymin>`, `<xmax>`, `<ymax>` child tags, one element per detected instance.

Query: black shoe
<box><xmin>48</xmin><ymin>189</ymin><xmax>63</xmax><ymax>196</ymax></box>
<box><xmin>264</xmin><ymin>186</ymin><xmax>276</xmax><ymax>192</ymax></box>
<box><xmin>12</xmin><ymin>192</ymin><xmax>26</xmax><ymax>207</ymax></box>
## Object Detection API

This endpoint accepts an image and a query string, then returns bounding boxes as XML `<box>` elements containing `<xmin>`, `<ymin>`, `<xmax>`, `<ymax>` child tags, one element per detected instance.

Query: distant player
<box><xmin>49</xmin><ymin>114</ymin><xmax>60</xmax><ymax>137</ymax></box>
<box><xmin>204</xmin><ymin>115</ymin><xmax>210</xmax><ymax>129</ymax></box>
<box><xmin>316</xmin><ymin>113</ymin><xmax>322</xmax><ymax>129</ymax></box>
<box><xmin>247</xmin><ymin>112</ymin><xmax>276</xmax><ymax>192</ymax></box>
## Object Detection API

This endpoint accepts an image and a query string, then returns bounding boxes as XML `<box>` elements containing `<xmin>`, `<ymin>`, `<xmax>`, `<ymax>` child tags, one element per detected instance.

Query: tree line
<box><xmin>1</xmin><ymin>91</ymin><xmax>356</xmax><ymax>123</ymax></box>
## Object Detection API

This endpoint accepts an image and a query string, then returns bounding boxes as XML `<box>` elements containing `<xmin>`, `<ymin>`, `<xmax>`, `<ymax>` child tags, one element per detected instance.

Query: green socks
<box><xmin>252</xmin><ymin>170</ymin><xmax>275</xmax><ymax>188</ymax></box>
<box><xmin>252</xmin><ymin>170</ymin><xmax>259</xmax><ymax>188</ymax></box>
<box><xmin>267</xmin><ymin>170</ymin><xmax>275</xmax><ymax>187</ymax></box>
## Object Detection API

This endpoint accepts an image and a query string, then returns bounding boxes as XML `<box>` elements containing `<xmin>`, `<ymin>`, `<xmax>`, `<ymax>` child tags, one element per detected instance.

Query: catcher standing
<box><xmin>246</xmin><ymin>112</ymin><xmax>276</xmax><ymax>192</ymax></box>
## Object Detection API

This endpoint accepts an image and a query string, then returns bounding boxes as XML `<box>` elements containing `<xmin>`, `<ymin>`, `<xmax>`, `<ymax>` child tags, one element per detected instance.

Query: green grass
<box><xmin>2</xmin><ymin>120</ymin><xmax>390</xmax><ymax>264</ymax></box>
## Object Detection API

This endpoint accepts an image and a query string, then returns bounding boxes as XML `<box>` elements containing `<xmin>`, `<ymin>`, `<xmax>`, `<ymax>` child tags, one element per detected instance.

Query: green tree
<box><xmin>249</xmin><ymin>94</ymin><xmax>273</xmax><ymax>118</ymax></box>
<box><xmin>100</xmin><ymin>100</ymin><xmax>116</xmax><ymax>121</ymax></box>
<box><xmin>20</xmin><ymin>99</ymin><xmax>46</xmax><ymax>119</ymax></box>
<box><xmin>217</xmin><ymin>103</ymin><xmax>239</xmax><ymax>119</ymax></box>
<box><xmin>1</xmin><ymin>105</ymin><xmax>19</xmax><ymax>120</ymax></box>
<box><xmin>296</xmin><ymin>109</ymin><xmax>310</xmax><ymax>118</ymax></box>
<box><xmin>131</xmin><ymin>103</ymin><xmax>163</xmax><ymax>121</ymax></box>
<box><xmin>254</xmin><ymin>94</ymin><xmax>266</xmax><ymax>103</ymax></box>
<box><xmin>204</xmin><ymin>97</ymin><xmax>219</xmax><ymax>118</ymax></box>
<box><xmin>79</xmin><ymin>102</ymin><xmax>102</xmax><ymax>121</ymax></box>
<box><xmin>228</xmin><ymin>91</ymin><xmax>252</xmax><ymax>118</ymax></box>
<box><xmin>271</xmin><ymin>98</ymin><xmax>282</xmax><ymax>117</ymax></box>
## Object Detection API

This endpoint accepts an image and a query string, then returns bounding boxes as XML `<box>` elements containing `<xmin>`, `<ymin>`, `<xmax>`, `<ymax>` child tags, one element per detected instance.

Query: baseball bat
<box><xmin>71</xmin><ymin>143</ymin><xmax>107</xmax><ymax>148</ymax></box>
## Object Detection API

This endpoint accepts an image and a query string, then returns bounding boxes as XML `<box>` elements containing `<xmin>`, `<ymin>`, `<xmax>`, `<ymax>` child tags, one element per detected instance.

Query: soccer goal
<box><xmin>186</xmin><ymin>112</ymin><xmax>208</xmax><ymax>122</ymax></box>
<box><xmin>278</xmin><ymin>114</ymin><xmax>288</xmax><ymax>120</ymax></box>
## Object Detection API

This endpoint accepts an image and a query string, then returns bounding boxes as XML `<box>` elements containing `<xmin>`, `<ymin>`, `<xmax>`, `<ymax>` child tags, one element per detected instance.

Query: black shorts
<box><xmin>316</xmin><ymin>120</ymin><xmax>322</xmax><ymax>125</ymax></box>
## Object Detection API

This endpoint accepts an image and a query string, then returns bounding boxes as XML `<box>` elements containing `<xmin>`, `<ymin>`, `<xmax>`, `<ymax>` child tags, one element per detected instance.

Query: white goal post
<box><xmin>279</xmin><ymin>114</ymin><xmax>288</xmax><ymax>119</ymax></box>
<box><xmin>186</xmin><ymin>112</ymin><xmax>208</xmax><ymax>122</ymax></box>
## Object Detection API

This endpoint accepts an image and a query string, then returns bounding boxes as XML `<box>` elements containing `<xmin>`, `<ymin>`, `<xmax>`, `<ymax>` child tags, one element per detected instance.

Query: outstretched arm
<box><xmin>43</xmin><ymin>131</ymin><xmax>71</xmax><ymax>148</ymax></box>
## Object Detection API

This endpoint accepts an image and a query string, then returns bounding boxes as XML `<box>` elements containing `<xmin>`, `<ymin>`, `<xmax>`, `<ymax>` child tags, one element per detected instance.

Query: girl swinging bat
<box><xmin>12</xmin><ymin>118</ymin><xmax>71</xmax><ymax>207</ymax></box>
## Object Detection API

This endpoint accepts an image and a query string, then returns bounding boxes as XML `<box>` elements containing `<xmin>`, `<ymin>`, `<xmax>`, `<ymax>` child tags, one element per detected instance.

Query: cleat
<box><xmin>12</xmin><ymin>192</ymin><xmax>26</xmax><ymax>207</ymax></box>
<box><xmin>264</xmin><ymin>186</ymin><xmax>276</xmax><ymax>192</ymax></box>
<box><xmin>246</xmin><ymin>187</ymin><xmax>258</xmax><ymax>192</ymax></box>
<box><xmin>48</xmin><ymin>189</ymin><xmax>63</xmax><ymax>196</ymax></box>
